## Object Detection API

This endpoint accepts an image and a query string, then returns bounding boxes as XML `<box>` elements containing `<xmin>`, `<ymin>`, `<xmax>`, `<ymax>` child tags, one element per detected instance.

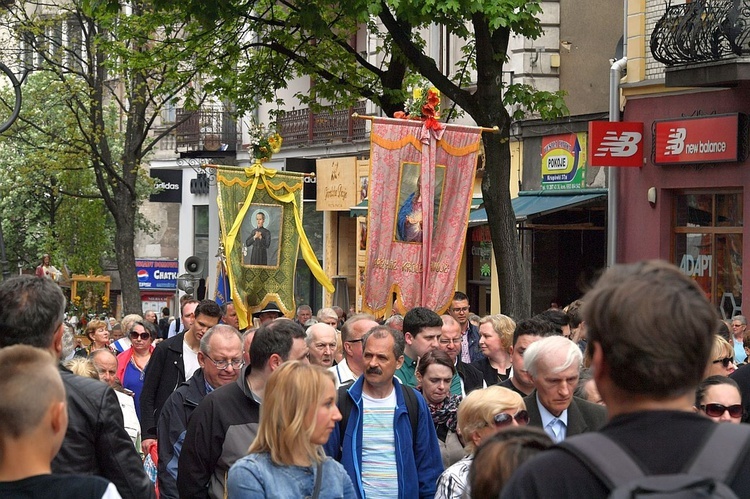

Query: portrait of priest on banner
<box><xmin>395</xmin><ymin>162</ymin><xmax>445</xmax><ymax>243</ymax></box>
<box><xmin>241</xmin><ymin>204</ymin><xmax>282</xmax><ymax>267</ymax></box>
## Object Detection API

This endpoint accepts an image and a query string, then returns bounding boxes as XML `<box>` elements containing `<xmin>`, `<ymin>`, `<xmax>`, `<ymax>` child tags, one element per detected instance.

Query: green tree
<box><xmin>0</xmin><ymin>72</ymin><xmax>114</xmax><ymax>275</ymax></box>
<box><xmin>0</xmin><ymin>0</ymin><xmax>219</xmax><ymax>313</ymax></box>
<box><xmin>150</xmin><ymin>0</ymin><xmax>568</xmax><ymax>318</ymax></box>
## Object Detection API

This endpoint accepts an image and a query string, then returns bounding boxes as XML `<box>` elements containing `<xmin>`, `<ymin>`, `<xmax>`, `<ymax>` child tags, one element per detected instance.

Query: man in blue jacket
<box><xmin>324</xmin><ymin>325</ymin><xmax>443</xmax><ymax>499</ymax></box>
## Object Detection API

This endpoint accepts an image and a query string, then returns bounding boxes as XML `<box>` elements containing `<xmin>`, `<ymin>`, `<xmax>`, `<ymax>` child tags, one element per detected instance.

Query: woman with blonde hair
<box><xmin>435</xmin><ymin>386</ymin><xmax>529</xmax><ymax>499</ymax></box>
<box><xmin>227</xmin><ymin>361</ymin><xmax>355</xmax><ymax>498</ymax></box>
<box><xmin>704</xmin><ymin>334</ymin><xmax>737</xmax><ymax>378</ymax></box>
<box><xmin>84</xmin><ymin>319</ymin><xmax>111</xmax><ymax>354</ymax></box>
<box><xmin>472</xmin><ymin>314</ymin><xmax>515</xmax><ymax>386</ymax></box>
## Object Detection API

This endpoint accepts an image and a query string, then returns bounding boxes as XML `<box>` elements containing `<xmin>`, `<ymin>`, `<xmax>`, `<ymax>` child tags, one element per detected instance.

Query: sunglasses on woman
<box><xmin>129</xmin><ymin>331</ymin><xmax>151</xmax><ymax>340</ymax></box>
<box><xmin>712</xmin><ymin>357</ymin><xmax>735</xmax><ymax>368</ymax></box>
<box><xmin>493</xmin><ymin>410</ymin><xmax>530</xmax><ymax>427</ymax></box>
<box><xmin>701</xmin><ymin>403</ymin><xmax>743</xmax><ymax>419</ymax></box>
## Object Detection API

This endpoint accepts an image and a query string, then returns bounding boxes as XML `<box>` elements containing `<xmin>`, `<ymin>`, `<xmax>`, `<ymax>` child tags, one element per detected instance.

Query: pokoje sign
<box><xmin>135</xmin><ymin>259</ymin><xmax>179</xmax><ymax>289</ymax></box>
<box><xmin>541</xmin><ymin>132</ymin><xmax>587</xmax><ymax>191</ymax></box>
<box><xmin>653</xmin><ymin>114</ymin><xmax>746</xmax><ymax>165</ymax></box>
<box><xmin>588</xmin><ymin>121</ymin><xmax>643</xmax><ymax>167</ymax></box>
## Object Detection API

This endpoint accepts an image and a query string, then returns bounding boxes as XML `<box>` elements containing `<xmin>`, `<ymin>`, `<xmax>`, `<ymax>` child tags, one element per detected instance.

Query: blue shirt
<box><xmin>122</xmin><ymin>361</ymin><xmax>145</xmax><ymax>419</ymax></box>
<box><xmin>227</xmin><ymin>452</ymin><xmax>356</xmax><ymax>499</ymax></box>
<box><xmin>538</xmin><ymin>393</ymin><xmax>568</xmax><ymax>443</ymax></box>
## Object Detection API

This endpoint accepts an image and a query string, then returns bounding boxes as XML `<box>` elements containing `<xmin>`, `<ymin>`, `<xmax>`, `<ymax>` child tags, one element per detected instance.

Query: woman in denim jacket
<box><xmin>227</xmin><ymin>362</ymin><xmax>356</xmax><ymax>498</ymax></box>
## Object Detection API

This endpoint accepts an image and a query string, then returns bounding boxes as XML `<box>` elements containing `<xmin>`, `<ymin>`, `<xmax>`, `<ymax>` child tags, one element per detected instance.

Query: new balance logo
<box><xmin>664</xmin><ymin>127</ymin><xmax>686</xmax><ymax>155</ymax></box>
<box><xmin>594</xmin><ymin>131</ymin><xmax>642</xmax><ymax>157</ymax></box>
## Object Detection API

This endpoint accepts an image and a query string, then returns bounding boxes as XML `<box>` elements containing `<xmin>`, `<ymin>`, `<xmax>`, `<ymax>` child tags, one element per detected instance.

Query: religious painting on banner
<box><xmin>216</xmin><ymin>164</ymin><xmax>333</xmax><ymax>329</ymax></box>
<box><xmin>363</xmin><ymin>117</ymin><xmax>481</xmax><ymax>316</ymax></box>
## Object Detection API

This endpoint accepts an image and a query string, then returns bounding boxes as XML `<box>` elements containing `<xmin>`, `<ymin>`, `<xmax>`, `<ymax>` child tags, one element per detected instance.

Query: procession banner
<box><xmin>213</xmin><ymin>260</ymin><xmax>230</xmax><ymax>307</ymax></box>
<box><xmin>363</xmin><ymin>117</ymin><xmax>481</xmax><ymax>316</ymax></box>
<box><xmin>216</xmin><ymin>163</ymin><xmax>333</xmax><ymax>329</ymax></box>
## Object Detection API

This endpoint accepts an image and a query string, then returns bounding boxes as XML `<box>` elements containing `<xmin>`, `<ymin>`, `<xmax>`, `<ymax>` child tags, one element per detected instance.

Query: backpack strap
<box><xmin>337</xmin><ymin>384</ymin><xmax>354</xmax><ymax>454</ymax></box>
<box><xmin>558</xmin><ymin>432</ymin><xmax>645</xmax><ymax>489</ymax></box>
<box><xmin>685</xmin><ymin>422</ymin><xmax>750</xmax><ymax>482</ymax></box>
<box><xmin>400</xmin><ymin>384</ymin><xmax>420</xmax><ymax>441</ymax></box>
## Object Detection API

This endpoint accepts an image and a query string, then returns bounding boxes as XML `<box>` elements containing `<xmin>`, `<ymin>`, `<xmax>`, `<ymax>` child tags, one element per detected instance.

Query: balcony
<box><xmin>278</xmin><ymin>102</ymin><xmax>367</xmax><ymax>147</ymax></box>
<box><xmin>651</xmin><ymin>0</ymin><xmax>750</xmax><ymax>87</ymax></box>
<box><xmin>175</xmin><ymin>106</ymin><xmax>239</xmax><ymax>156</ymax></box>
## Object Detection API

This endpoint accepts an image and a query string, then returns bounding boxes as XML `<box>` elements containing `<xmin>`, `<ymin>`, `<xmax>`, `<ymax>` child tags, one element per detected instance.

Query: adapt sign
<box><xmin>149</xmin><ymin>169</ymin><xmax>183</xmax><ymax>203</ymax></box>
<box><xmin>588</xmin><ymin>121</ymin><xmax>644</xmax><ymax>167</ymax></box>
<box><xmin>136</xmin><ymin>259</ymin><xmax>179</xmax><ymax>289</ymax></box>
<box><xmin>541</xmin><ymin>132</ymin><xmax>587</xmax><ymax>191</ymax></box>
<box><xmin>654</xmin><ymin>114</ymin><xmax>744</xmax><ymax>165</ymax></box>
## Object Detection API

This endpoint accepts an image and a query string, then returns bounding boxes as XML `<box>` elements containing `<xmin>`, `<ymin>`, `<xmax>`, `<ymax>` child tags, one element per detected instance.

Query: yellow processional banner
<box><xmin>216</xmin><ymin>163</ymin><xmax>333</xmax><ymax>329</ymax></box>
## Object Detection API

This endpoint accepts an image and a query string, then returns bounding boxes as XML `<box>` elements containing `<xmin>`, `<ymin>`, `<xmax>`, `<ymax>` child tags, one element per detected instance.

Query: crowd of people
<box><xmin>2</xmin><ymin>260</ymin><xmax>750</xmax><ymax>498</ymax></box>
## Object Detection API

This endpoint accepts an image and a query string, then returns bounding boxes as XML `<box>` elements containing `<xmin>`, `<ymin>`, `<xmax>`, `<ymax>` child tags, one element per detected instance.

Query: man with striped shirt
<box><xmin>325</xmin><ymin>326</ymin><xmax>443</xmax><ymax>498</ymax></box>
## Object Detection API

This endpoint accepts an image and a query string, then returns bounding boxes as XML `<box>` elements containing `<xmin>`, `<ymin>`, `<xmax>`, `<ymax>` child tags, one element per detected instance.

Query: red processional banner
<box><xmin>363</xmin><ymin>117</ymin><xmax>481</xmax><ymax>317</ymax></box>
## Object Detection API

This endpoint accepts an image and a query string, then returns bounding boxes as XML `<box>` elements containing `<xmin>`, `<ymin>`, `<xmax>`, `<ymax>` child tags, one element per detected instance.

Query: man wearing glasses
<box><xmin>439</xmin><ymin>315</ymin><xmax>485</xmax><ymax>395</ymax></box>
<box><xmin>157</xmin><ymin>325</ymin><xmax>243</xmax><ymax>499</ymax></box>
<box><xmin>330</xmin><ymin>314</ymin><xmax>379</xmax><ymax>388</ymax></box>
<box><xmin>448</xmin><ymin>291</ymin><xmax>485</xmax><ymax>363</ymax></box>
<box><xmin>140</xmin><ymin>299</ymin><xmax>222</xmax><ymax>456</ymax></box>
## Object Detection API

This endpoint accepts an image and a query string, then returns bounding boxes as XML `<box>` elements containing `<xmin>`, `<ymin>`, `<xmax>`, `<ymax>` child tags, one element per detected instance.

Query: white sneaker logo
<box><xmin>594</xmin><ymin>131</ymin><xmax>642</xmax><ymax>157</ymax></box>
<box><xmin>665</xmin><ymin>127</ymin><xmax>686</xmax><ymax>155</ymax></box>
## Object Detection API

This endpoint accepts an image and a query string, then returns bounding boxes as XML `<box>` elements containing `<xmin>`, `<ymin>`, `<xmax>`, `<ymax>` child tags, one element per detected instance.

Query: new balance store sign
<box><xmin>136</xmin><ymin>260</ymin><xmax>179</xmax><ymax>290</ymax></box>
<box><xmin>653</xmin><ymin>114</ymin><xmax>748</xmax><ymax>165</ymax></box>
<box><xmin>588</xmin><ymin>121</ymin><xmax>644</xmax><ymax>167</ymax></box>
<box><xmin>149</xmin><ymin>169</ymin><xmax>182</xmax><ymax>203</ymax></box>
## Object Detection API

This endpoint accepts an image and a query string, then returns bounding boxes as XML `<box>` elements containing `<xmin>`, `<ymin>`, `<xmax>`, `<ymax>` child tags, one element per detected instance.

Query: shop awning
<box><xmin>469</xmin><ymin>189</ymin><xmax>608</xmax><ymax>226</ymax></box>
<box><xmin>349</xmin><ymin>196</ymin><xmax>484</xmax><ymax>217</ymax></box>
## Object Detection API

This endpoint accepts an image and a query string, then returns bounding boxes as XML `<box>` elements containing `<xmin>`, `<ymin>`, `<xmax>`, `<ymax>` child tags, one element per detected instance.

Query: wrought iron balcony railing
<box><xmin>651</xmin><ymin>0</ymin><xmax>750</xmax><ymax>65</ymax></box>
<box><xmin>278</xmin><ymin>101</ymin><xmax>367</xmax><ymax>146</ymax></box>
<box><xmin>176</xmin><ymin>107</ymin><xmax>239</xmax><ymax>153</ymax></box>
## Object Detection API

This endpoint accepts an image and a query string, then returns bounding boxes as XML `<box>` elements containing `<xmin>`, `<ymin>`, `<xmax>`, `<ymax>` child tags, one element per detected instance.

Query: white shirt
<box><xmin>329</xmin><ymin>358</ymin><xmax>358</xmax><ymax>388</ymax></box>
<box><xmin>182</xmin><ymin>341</ymin><xmax>200</xmax><ymax>381</ymax></box>
<box><xmin>361</xmin><ymin>389</ymin><xmax>398</xmax><ymax>498</ymax></box>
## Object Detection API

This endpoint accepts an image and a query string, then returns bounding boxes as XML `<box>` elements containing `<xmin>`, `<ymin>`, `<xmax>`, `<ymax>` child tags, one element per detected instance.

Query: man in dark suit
<box><xmin>521</xmin><ymin>335</ymin><xmax>606</xmax><ymax>442</ymax></box>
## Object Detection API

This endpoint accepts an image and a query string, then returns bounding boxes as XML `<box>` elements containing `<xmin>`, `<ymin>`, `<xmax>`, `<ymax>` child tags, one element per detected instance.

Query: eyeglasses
<box><xmin>439</xmin><ymin>338</ymin><xmax>461</xmax><ymax>346</ymax></box>
<box><xmin>129</xmin><ymin>331</ymin><xmax>151</xmax><ymax>340</ymax></box>
<box><xmin>701</xmin><ymin>403</ymin><xmax>743</xmax><ymax>419</ymax></box>
<box><xmin>451</xmin><ymin>307</ymin><xmax>470</xmax><ymax>313</ymax></box>
<box><xmin>732</xmin><ymin>323</ymin><xmax>745</xmax><ymax>328</ymax></box>
<box><xmin>493</xmin><ymin>410</ymin><xmax>530</xmax><ymax>427</ymax></box>
<box><xmin>346</xmin><ymin>338</ymin><xmax>364</xmax><ymax>344</ymax></box>
<box><xmin>712</xmin><ymin>357</ymin><xmax>735</xmax><ymax>368</ymax></box>
<box><xmin>204</xmin><ymin>353</ymin><xmax>244</xmax><ymax>371</ymax></box>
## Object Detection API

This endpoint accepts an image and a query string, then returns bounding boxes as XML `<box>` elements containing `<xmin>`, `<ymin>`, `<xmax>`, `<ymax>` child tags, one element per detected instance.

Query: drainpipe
<box><xmin>607</xmin><ymin>1</ymin><xmax>628</xmax><ymax>267</ymax></box>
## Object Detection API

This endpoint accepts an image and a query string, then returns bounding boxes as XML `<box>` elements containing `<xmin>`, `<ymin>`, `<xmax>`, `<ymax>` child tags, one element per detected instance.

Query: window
<box><xmin>193</xmin><ymin>205</ymin><xmax>209</xmax><ymax>277</ymax></box>
<box><xmin>673</xmin><ymin>191</ymin><xmax>742</xmax><ymax>318</ymax></box>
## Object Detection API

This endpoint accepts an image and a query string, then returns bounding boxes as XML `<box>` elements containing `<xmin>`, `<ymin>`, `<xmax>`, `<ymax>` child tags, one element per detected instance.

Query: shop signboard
<box><xmin>149</xmin><ymin>169</ymin><xmax>182</xmax><ymax>203</ymax></box>
<box><xmin>136</xmin><ymin>259</ymin><xmax>179</xmax><ymax>289</ymax></box>
<box><xmin>541</xmin><ymin>132</ymin><xmax>587</xmax><ymax>191</ymax></box>
<box><xmin>588</xmin><ymin>121</ymin><xmax>644</xmax><ymax>167</ymax></box>
<box><xmin>316</xmin><ymin>156</ymin><xmax>358</xmax><ymax>211</ymax></box>
<box><xmin>654</xmin><ymin>114</ymin><xmax>743</xmax><ymax>165</ymax></box>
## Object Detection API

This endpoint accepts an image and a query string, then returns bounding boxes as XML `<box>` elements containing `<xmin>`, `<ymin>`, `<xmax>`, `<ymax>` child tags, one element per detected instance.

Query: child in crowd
<box><xmin>0</xmin><ymin>345</ymin><xmax>121</xmax><ymax>498</ymax></box>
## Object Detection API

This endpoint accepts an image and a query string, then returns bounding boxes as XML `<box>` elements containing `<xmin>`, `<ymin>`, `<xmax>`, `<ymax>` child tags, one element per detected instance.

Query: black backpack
<box><xmin>336</xmin><ymin>383</ymin><xmax>419</xmax><ymax>451</ymax></box>
<box><xmin>559</xmin><ymin>423</ymin><xmax>750</xmax><ymax>498</ymax></box>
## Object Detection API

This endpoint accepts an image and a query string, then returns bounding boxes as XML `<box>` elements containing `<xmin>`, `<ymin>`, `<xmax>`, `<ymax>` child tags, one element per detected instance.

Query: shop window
<box><xmin>673</xmin><ymin>191</ymin><xmax>742</xmax><ymax>318</ymax></box>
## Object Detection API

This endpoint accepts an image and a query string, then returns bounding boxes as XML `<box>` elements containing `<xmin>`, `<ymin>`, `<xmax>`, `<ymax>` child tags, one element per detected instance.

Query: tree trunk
<box><xmin>112</xmin><ymin>180</ymin><xmax>141</xmax><ymax>315</ymax></box>
<box><xmin>482</xmin><ymin>133</ymin><xmax>530</xmax><ymax>320</ymax></box>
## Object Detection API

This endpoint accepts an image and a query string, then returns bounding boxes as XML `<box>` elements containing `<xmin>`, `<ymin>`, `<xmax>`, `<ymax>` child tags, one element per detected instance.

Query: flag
<box><xmin>216</xmin><ymin>163</ymin><xmax>333</xmax><ymax>329</ymax></box>
<box><xmin>363</xmin><ymin>117</ymin><xmax>482</xmax><ymax>316</ymax></box>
